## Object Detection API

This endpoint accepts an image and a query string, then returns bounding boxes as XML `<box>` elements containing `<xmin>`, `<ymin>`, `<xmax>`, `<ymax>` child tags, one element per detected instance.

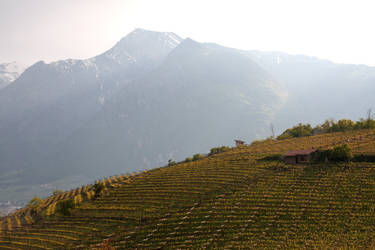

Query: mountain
<box><xmin>3</xmin><ymin>29</ymin><xmax>375</xmax><ymax>204</ymax></box>
<box><xmin>42</xmin><ymin>38</ymin><xmax>286</xmax><ymax>180</ymax></box>
<box><xmin>246</xmin><ymin>51</ymin><xmax>375</xmax><ymax>132</ymax></box>
<box><xmin>0</xmin><ymin>62</ymin><xmax>26</xmax><ymax>89</ymax></box>
<box><xmin>0</xmin><ymin>30</ymin><xmax>285</xmax><ymax>202</ymax></box>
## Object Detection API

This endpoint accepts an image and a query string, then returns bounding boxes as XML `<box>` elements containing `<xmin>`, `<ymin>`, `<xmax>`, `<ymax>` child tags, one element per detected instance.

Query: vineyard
<box><xmin>1</xmin><ymin>129</ymin><xmax>375</xmax><ymax>248</ymax></box>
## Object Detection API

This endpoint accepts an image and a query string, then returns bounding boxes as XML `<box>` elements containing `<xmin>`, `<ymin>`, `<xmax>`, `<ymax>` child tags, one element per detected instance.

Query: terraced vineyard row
<box><xmin>239</xmin><ymin>129</ymin><xmax>375</xmax><ymax>155</ymax></box>
<box><xmin>0</xmin><ymin>172</ymin><xmax>144</xmax><ymax>234</ymax></box>
<box><xmin>1</xmin><ymin>128</ymin><xmax>375</xmax><ymax>248</ymax></box>
<box><xmin>104</xmin><ymin>162</ymin><xmax>375</xmax><ymax>249</ymax></box>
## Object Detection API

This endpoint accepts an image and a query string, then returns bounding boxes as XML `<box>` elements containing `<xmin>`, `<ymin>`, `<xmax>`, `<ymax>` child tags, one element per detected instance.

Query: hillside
<box><xmin>2</xmin><ymin>29</ymin><xmax>375</xmax><ymax>206</ymax></box>
<box><xmin>2</xmin><ymin>129</ymin><xmax>375</xmax><ymax>248</ymax></box>
<box><xmin>0</xmin><ymin>29</ymin><xmax>286</xmax><ymax>203</ymax></box>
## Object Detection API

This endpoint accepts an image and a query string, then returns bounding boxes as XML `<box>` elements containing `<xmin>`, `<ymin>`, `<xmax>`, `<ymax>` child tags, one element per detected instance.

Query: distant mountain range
<box><xmin>247</xmin><ymin>51</ymin><xmax>375</xmax><ymax>131</ymax></box>
<box><xmin>0</xmin><ymin>28</ymin><xmax>374</xmax><ymax>203</ymax></box>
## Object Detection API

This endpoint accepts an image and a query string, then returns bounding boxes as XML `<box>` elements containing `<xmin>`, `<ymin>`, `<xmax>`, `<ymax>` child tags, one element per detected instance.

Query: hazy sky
<box><xmin>1</xmin><ymin>0</ymin><xmax>375</xmax><ymax>66</ymax></box>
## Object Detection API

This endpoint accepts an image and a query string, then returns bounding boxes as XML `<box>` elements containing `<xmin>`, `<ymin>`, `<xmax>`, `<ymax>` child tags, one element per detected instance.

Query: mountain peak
<box><xmin>100</xmin><ymin>29</ymin><xmax>182</xmax><ymax>66</ymax></box>
<box><xmin>120</xmin><ymin>28</ymin><xmax>182</xmax><ymax>48</ymax></box>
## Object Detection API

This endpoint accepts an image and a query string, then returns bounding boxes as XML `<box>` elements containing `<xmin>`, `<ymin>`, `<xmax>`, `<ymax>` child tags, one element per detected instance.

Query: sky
<box><xmin>1</xmin><ymin>0</ymin><xmax>375</xmax><ymax>66</ymax></box>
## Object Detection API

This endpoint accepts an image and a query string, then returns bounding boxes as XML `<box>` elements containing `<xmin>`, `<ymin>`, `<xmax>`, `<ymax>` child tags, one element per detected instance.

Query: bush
<box><xmin>258</xmin><ymin>154</ymin><xmax>283</xmax><ymax>162</ymax></box>
<box><xmin>27</xmin><ymin>196</ymin><xmax>43</xmax><ymax>214</ymax></box>
<box><xmin>280</xmin><ymin>116</ymin><xmax>375</xmax><ymax>139</ymax></box>
<box><xmin>168</xmin><ymin>159</ymin><xmax>176</xmax><ymax>166</ymax></box>
<box><xmin>355</xmin><ymin>118</ymin><xmax>375</xmax><ymax>130</ymax></box>
<box><xmin>314</xmin><ymin>144</ymin><xmax>353</xmax><ymax>163</ymax></box>
<box><xmin>277</xmin><ymin>123</ymin><xmax>313</xmax><ymax>140</ymax></box>
<box><xmin>93</xmin><ymin>183</ymin><xmax>105</xmax><ymax>198</ymax></box>
<box><xmin>209</xmin><ymin>146</ymin><xmax>230</xmax><ymax>155</ymax></box>
<box><xmin>192</xmin><ymin>154</ymin><xmax>204</xmax><ymax>161</ymax></box>
<box><xmin>56</xmin><ymin>199</ymin><xmax>74</xmax><ymax>216</ymax></box>
<box><xmin>330</xmin><ymin>144</ymin><xmax>353</xmax><ymax>162</ymax></box>
<box><xmin>185</xmin><ymin>157</ymin><xmax>192</xmax><ymax>162</ymax></box>
<box><xmin>330</xmin><ymin>119</ymin><xmax>355</xmax><ymax>132</ymax></box>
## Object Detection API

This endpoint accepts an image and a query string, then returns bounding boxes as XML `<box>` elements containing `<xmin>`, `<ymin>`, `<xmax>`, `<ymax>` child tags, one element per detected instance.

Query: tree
<box><xmin>209</xmin><ymin>146</ymin><xmax>230</xmax><ymax>155</ymax></box>
<box><xmin>330</xmin><ymin>144</ymin><xmax>353</xmax><ymax>162</ymax></box>
<box><xmin>355</xmin><ymin>118</ymin><xmax>375</xmax><ymax>130</ymax></box>
<box><xmin>277</xmin><ymin>123</ymin><xmax>313</xmax><ymax>140</ymax></box>
<box><xmin>93</xmin><ymin>183</ymin><xmax>104</xmax><ymax>198</ymax></box>
<box><xmin>314</xmin><ymin>144</ymin><xmax>353</xmax><ymax>163</ymax></box>
<box><xmin>185</xmin><ymin>157</ymin><xmax>192</xmax><ymax>162</ymax></box>
<box><xmin>27</xmin><ymin>196</ymin><xmax>43</xmax><ymax>214</ymax></box>
<box><xmin>192</xmin><ymin>154</ymin><xmax>204</xmax><ymax>161</ymax></box>
<box><xmin>56</xmin><ymin>199</ymin><xmax>75</xmax><ymax>216</ymax></box>
<box><xmin>313</xmin><ymin>119</ymin><xmax>334</xmax><ymax>134</ymax></box>
<box><xmin>329</xmin><ymin>119</ymin><xmax>355</xmax><ymax>132</ymax></box>
<box><xmin>168</xmin><ymin>159</ymin><xmax>176</xmax><ymax>166</ymax></box>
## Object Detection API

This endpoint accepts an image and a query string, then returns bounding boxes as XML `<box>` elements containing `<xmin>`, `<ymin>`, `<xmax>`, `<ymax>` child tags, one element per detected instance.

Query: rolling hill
<box><xmin>1</xmin><ymin>128</ymin><xmax>375</xmax><ymax>248</ymax></box>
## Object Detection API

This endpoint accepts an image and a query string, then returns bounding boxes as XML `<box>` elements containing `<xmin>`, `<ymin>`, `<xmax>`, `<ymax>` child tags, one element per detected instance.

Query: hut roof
<box><xmin>235</xmin><ymin>139</ymin><xmax>245</xmax><ymax>143</ymax></box>
<box><xmin>284</xmin><ymin>149</ymin><xmax>316</xmax><ymax>157</ymax></box>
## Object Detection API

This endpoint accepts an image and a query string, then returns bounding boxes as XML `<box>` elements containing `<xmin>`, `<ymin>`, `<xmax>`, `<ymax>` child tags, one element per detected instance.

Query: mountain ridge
<box><xmin>0</xmin><ymin>61</ymin><xmax>26</xmax><ymax>90</ymax></box>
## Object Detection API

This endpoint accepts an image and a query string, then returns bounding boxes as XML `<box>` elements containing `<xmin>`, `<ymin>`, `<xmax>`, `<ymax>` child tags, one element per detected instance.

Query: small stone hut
<box><xmin>283</xmin><ymin>149</ymin><xmax>316</xmax><ymax>164</ymax></box>
<box><xmin>235</xmin><ymin>140</ymin><xmax>245</xmax><ymax>147</ymax></box>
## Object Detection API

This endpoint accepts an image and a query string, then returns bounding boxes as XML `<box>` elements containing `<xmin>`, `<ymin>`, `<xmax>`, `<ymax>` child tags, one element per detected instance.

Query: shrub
<box><xmin>192</xmin><ymin>154</ymin><xmax>204</xmax><ymax>161</ymax></box>
<box><xmin>280</xmin><ymin>116</ymin><xmax>375</xmax><ymax>139</ymax></box>
<box><xmin>258</xmin><ymin>154</ymin><xmax>283</xmax><ymax>162</ymax></box>
<box><xmin>27</xmin><ymin>196</ymin><xmax>43</xmax><ymax>214</ymax></box>
<box><xmin>56</xmin><ymin>199</ymin><xmax>75</xmax><ymax>216</ymax></box>
<box><xmin>330</xmin><ymin>144</ymin><xmax>353</xmax><ymax>162</ymax></box>
<box><xmin>93</xmin><ymin>183</ymin><xmax>105</xmax><ymax>198</ymax></box>
<box><xmin>209</xmin><ymin>146</ymin><xmax>230</xmax><ymax>155</ymax></box>
<box><xmin>314</xmin><ymin>144</ymin><xmax>353</xmax><ymax>163</ymax></box>
<box><xmin>330</xmin><ymin>119</ymin><xmax>355</xmax><ymax>132</ymax></box>
<box><xmin>168</xmin><ymin>159</ymin><xmax>176</xmax><ymax>166</ymax></box>
<box><xmin>277</xmin><ymin>123</ymin><xmax>313</xmax><ymax>140</ymax></box>
<box><xmin>185</xmin><ymin>157</ymin><xmax>192</xmax><ymax>162</ymax></box>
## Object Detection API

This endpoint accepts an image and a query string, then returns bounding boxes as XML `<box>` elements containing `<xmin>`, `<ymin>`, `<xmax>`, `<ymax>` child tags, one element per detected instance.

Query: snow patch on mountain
<box><xmin>0</xmin><ymin>62</ymin><xmax>27</xmax><ymax>89</ymax></box>
<box><xmin>43</xmin><ymin>29</ymin><xmax>182</xmax><ymax>78</ymax></box>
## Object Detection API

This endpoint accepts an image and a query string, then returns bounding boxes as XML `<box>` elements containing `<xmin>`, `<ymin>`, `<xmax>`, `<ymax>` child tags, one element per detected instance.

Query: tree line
<box><xmin>277</xmin><ymin>111</ymin><xmax>375</xmax><ymax>140</ymax></box>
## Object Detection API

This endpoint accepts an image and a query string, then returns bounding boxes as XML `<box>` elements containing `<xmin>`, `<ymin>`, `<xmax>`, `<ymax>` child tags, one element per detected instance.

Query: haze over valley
<box><xmin>3</xmin><ymin>1</ymin><xmax>375</xmax><ymax>248</ymax></box>
<box><xmin>0</xmin><ymin>28</ymin><xmax>374</xmax><ymax>208</ymax></box>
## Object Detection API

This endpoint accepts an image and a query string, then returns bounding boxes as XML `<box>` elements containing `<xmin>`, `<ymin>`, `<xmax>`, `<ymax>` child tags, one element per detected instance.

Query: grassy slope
<box><xmin>1</xmin><ymin>129</ymin><xmax>375</xmax><ymax>249</ymax></box>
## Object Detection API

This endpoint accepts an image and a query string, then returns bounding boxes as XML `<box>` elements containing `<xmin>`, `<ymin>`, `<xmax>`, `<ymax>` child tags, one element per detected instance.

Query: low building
<box><xmin>235</xmin><ymin>139</ymin><xmax>245</xmax><ymax>147</ymax></box>
<box><xmin>283</xmin><ymin>149</ymin><xmax>316</xmax><ymax>164</ymax></box>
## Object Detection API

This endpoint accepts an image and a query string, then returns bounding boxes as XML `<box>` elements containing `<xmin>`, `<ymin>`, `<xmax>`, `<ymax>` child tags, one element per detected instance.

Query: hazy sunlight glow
<box><xmin>1</xmin><ymin>0</ymin><xmax>374</xmax><ymax>66</ymax></box>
